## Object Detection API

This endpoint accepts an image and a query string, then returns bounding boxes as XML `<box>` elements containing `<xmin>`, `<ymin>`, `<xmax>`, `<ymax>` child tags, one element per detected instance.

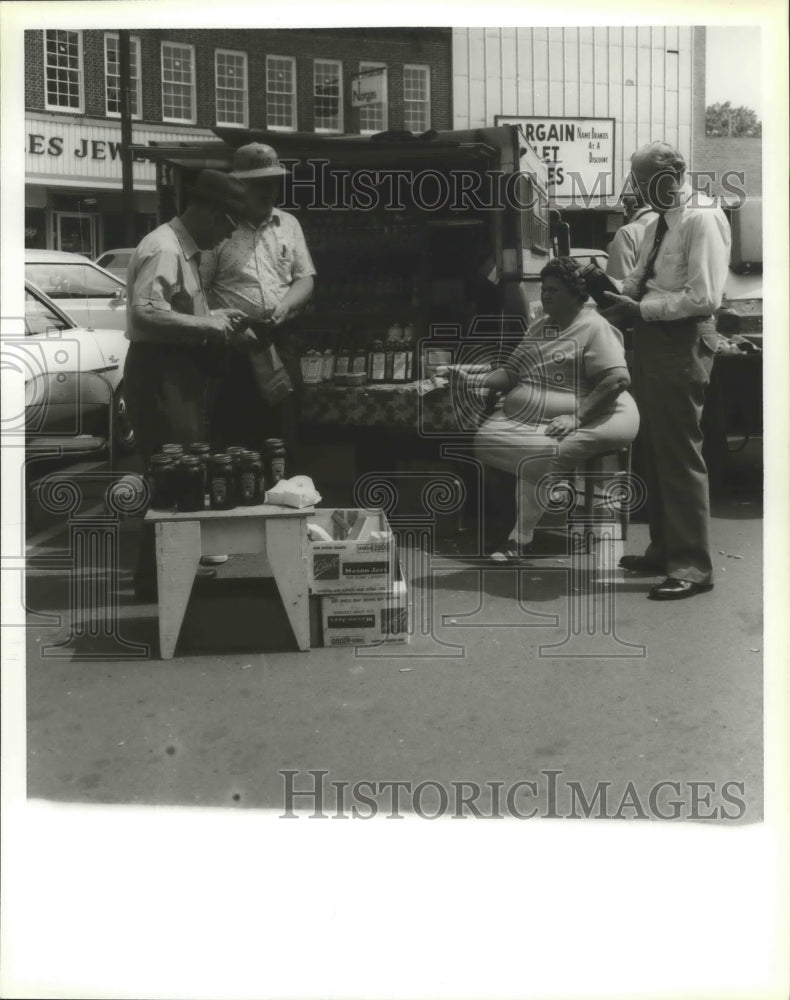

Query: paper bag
<box><xmin>248</xmin><ymin>337</ymin><xmax>293</xmax><ymax>405</ymax></box>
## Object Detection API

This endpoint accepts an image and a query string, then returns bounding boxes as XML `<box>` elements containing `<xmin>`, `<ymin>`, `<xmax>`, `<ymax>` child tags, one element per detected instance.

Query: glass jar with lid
<box><xmin>238</xmin><ymin>450</ymin><xmax>264</xmax><ymax>505</ymax></box>
<box><xmin>175</xmin><ymin>456</ymin><xmax>205</xmax><ymax>512</ymax></box>
<box><xmin>208</xmin><ymin>453</ymin><xmax>236</xmax><ymax>510</ymax></box>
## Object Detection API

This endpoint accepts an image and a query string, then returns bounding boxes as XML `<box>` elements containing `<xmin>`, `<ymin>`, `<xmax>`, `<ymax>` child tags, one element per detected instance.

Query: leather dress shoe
<box><xmin>648</xmin><ymin>577</ymin><xmax>714</xmax><ymax>601</ymax></box>
<box><xmin>619</xmin><ymin>554</ymin><xmax>664</xmax><ymax>573</ymax></box>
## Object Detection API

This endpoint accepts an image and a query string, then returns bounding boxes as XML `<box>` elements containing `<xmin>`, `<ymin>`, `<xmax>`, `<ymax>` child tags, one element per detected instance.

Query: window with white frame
<box><xmin>215</xmin><ymin>49</ymin><xmax>248</xmax><ymax>127</ymax></box>
<box><xmin>266</xmin><ymin>55</ymin><xmax>296</xmax><ymax>130</ymax></box>
<box><xmin>313</xmin><ymin>59</ymin><xmax>342</xmax><ymax>132</ymax></box>
<box><xmin>403</xmin><ymin>64</ymin><xmax>430</xmax><ymax>132</ymax></box>
<box><xmin>104</xmin><ymin>33</ymin><xmax>142</xmax><ymax>118</ymax></box>
<box><xmin>161</xmin><ymin>41</ymin><xmax>195</xmax><ymax>124</ymax></box>
<box><xmin>44</xmin><ymin>30</ymin><xmax>83</xmax><ymax>111</ymax></box>
<box><xmin>358</xmin><ymin>62</ymin><xmax>387</xmax><ymax>134</ymax></box>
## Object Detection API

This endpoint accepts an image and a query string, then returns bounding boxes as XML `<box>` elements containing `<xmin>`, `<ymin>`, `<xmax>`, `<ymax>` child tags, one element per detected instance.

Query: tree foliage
<box><xmin>705</xmin><ymin>102</ymin><xmax>762</xmax><ymax>137</ymax></box>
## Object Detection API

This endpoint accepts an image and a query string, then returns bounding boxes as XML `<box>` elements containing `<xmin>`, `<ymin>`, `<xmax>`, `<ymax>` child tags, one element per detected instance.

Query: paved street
<box><xmin>22</xmin><ymin>446</ymin><xmax>763</xmax><ymax>824</ymax></box>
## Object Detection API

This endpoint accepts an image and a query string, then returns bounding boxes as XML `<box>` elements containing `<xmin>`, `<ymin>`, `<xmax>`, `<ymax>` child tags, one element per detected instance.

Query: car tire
<box><xmin>113</xmin><ymin>382</ymin><xmax>136</xmax><ymax>454</ymax></box>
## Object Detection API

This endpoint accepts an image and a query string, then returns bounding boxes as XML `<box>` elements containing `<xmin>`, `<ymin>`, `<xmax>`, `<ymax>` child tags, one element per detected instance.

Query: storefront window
<box><xmin>161</xmin><ymin>42</ymin><xmax>196</xmax><ymax>124</ymax></box>
<box><xmin>314</xmin><ymin>59</ymin><xmax>343</xmax><ymax>133</ymax></box>
<box><xmin>266</xmin><ymin>55</ymin><xmax>296</xmax><ymax>130</ymax></box>
<box><xmin>104</xmin><ymin>33</ymin><xmax>142</xmax><ymax>118</ymax></box>
<box><xmin>358</xmin><ymin>63</ymin><xmax>387</xmax><ymax>134</ymax></box>
<box><xmin>403</xmin><ymin>65</ymin><xmax>430</xmax><ymax>132</ymax></box>
<box><xmin>25</xmin><ymin>209</ymin><xmax>47</xmax><ymax>250</ymax></box>
<box><xmin>215</xmin><ymin>50</ymin><xmax>248</xmax><ymax>127</ymax></box>
<box><xmin>44</xmin><ymin>30</ymin><xmax>83</xmax><ymax>112</ymax></box>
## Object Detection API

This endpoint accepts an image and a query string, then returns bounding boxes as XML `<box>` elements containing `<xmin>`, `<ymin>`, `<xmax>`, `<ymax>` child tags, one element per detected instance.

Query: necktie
<box><xmin>636</xmin><ymin>213</ymin><xmax>668</xmax><ymax>300</ymax></box>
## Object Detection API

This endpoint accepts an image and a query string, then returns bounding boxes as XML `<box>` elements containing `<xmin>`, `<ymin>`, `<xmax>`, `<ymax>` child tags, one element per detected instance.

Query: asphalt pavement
<box><xmin>21</xmin><ymin>441</ymin><xmax>764</xmax><ymax>824</ymax></box>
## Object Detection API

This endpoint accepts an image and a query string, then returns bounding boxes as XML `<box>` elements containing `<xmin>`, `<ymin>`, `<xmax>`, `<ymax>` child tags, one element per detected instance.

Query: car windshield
<box><xmin>25</xmin><ymin>262</ymin><xmax>123</xmax><ymax>299</ymax></box>
<box><xmin>25</xmin><ymin>287</ymin><xmax>73</xmax><ymax>335</ymax></box>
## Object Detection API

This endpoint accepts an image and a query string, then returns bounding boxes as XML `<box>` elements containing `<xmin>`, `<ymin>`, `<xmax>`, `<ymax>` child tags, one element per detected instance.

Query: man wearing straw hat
<box><xmin>201</xmin><ymin>142</ymin><xmax>316</xmax><ymax>460</ymax></box>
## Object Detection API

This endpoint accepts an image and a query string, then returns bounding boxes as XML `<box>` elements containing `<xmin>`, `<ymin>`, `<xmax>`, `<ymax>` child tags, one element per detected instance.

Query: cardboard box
<box><xmin>319</xmin><ymin>575</ymin><xmax>411</xmax><ymax>647</ymax></box>
<box><xmin>308</xmin><ymin>508</ymin><xmax>397</xmax><ymax>594</ymax></box>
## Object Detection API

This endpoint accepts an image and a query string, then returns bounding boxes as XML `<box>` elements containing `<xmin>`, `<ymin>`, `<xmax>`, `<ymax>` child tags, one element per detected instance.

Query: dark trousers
<box><xmin>124</xmin><ymin>341</ymin><xmax>210</xmax><ymax>582</ymax></box>
<box><xmin>210</xmin><ymin>322</ymin><xmax>302</xmax><ymax>464</ymax></box>
<box><xmin>631</xmin><ymin>317</ymin><xmax>716</xmax><ymax>584</ymax></box>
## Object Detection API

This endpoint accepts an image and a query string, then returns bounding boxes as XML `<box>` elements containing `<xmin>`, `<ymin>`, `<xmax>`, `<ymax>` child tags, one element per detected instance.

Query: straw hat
<box><xmin>230</xmin><ymin>142</ymin><xmax>289</xmax><ymax>179</ymax></box>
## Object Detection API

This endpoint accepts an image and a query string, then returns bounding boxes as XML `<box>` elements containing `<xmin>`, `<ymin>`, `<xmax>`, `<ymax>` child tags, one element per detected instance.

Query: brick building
<box><xmin>24</xmin><ymin>27</ymin><xmax>452</xmax><ymax>254</ymax></box>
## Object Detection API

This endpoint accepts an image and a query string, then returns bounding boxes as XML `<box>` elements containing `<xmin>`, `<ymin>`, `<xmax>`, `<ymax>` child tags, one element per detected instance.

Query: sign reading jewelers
<box><xmin>495</xmin><ymin>115</ymin><xmax>616</xmax><ymax>201</ymax></box>
<box><xmin>351</xmin><ymin>67</ymin><xmax>386</xmax><ymax>107</ymax></box>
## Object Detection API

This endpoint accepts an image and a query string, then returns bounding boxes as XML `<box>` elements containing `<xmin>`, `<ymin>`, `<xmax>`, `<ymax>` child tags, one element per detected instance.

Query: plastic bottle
<box><xmin>352</xmin><ymin>339</ymin><xmax>368</xmax><ymax>376</ymax></box>
<box><xmin>334</xmin><ymin>336</ymin><xmax>351</xmax><ymax>384</ymax></box>
<box><xmin>302</xmin><ymin>349</ymin><xmax>323</xmax><ymax>385</ymax></box>
<box><xmin>320</xmin><ymin>347</ymin><xmax>336</xmax><ymax>382</ymax></box>
<box><xmin>368</xmin><ymin>339</ymin><xmax>387</xmax><ymax>382</ymax></box>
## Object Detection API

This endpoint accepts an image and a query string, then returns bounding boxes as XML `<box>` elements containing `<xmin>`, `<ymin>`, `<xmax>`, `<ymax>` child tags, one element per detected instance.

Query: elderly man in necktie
<box><xmin>601</xmin><ymin>141</ymin><xmax>731</xmax><ymax>601</ymax></box>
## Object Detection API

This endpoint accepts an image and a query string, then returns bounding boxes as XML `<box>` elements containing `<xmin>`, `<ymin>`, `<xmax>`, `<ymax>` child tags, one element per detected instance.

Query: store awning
<box><xmin>131</xmin><ymin>127</ymin><xmax>502</xmax><ymax>173</ymax></box>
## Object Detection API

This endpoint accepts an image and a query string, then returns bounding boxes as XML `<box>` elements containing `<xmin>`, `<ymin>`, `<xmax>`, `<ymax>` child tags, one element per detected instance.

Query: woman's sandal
<box><xmin>490</xmin><ymin>539</ymin><xmax>532</xmax><ymax>563</ymax></box>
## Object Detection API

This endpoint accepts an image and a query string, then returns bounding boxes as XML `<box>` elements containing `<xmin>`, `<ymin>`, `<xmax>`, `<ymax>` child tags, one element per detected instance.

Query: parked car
<box><xmin>24</xmin><ymin>249</ymin><xmax>128</xmax><ymax>332</ymax></box>
<box><xmin>95</xmin><ymin>247</ymin><xmax>135</xmax><ymax>281</ymax></box>
<box><xmin>21</xmin><ymin>280</ymin><xmax>135</xmax><ymax>453</ymax></box>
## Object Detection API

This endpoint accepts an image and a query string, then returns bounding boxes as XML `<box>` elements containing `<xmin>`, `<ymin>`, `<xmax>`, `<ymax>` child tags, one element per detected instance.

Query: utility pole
<box><xmin>118</xmin><ymin>30</ymin><xmax>135</xmax><ymax>246</ymax></box>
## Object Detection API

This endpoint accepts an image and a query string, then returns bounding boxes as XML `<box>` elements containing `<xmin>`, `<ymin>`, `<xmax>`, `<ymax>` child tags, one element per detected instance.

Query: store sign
<box><xmin>351</xmin><ymin>68</ymin><xmax>386</xmax><ymax>107</ymax></box>
<box><xmin>25</xmin><ymin>115</ymin><xmax>213</xmax><ymax>190</ymax></box>
<box><xmin>495</xmin><ymin>116</ymin><xmax>616</xmax><ymax>200</ymax></box>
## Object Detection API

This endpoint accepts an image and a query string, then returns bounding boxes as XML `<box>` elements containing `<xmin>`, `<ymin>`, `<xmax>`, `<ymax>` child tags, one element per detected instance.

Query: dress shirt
<box><xmin>125</xmin><ymin>216</ymin><xmax>209</xmax><ymax>346</ymax></box>
<box><xmin>200</xmin><ymin>207</ymin><xmax>316</xmax><ymax>320</ymax></box>
<box><xmin>621</xmin><ymin>186</ymin><xmax>731</xmax><ymax>322</ymax></box>
<box><xmin>606</xmin><ymin>207</ymin><xmax>658</xmax><ymax>280</ymax></box>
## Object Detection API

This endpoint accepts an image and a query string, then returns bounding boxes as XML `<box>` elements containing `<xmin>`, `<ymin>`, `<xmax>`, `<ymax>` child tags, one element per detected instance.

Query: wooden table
<box><xmin>144</xmin><ymin>504</ymin><xmax>313</xmax><ymax>658</ymax></box>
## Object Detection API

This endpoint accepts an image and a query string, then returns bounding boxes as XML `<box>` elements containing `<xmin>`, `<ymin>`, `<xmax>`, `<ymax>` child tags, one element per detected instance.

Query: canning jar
<box><xmin>175</xmin><ymin>456</ymin><xmax>205</xmax><ymax>512</ymax></box>
<box><xmin>208</xmin><ymin>453</ymin><xmax>236</xmax><ymax>510</ymax></box>
<box><xmin>238</xmin><ymin>450</ymin><xmax>264</xmax><ymax>505</ymax></box>
<box><xmin>187</xmin><ymin>442</ymin><xmax>211</xmax><ymax>498</ymax></box>
<box><xmin>148</xmin><ymin>454</ymin><xmax>176</xmax><ymax>509</ymax></box>
<box><xmin>263</xmin><ymin>438</ymin><xmax>287</xmax><ymax>488</ymax></box>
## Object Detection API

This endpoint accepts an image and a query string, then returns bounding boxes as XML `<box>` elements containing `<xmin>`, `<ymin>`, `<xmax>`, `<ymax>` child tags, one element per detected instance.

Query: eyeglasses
<box><xmin>224</xmin><ymin>212</ymin><xmax>239</xmax><ymax>229</ymax></box>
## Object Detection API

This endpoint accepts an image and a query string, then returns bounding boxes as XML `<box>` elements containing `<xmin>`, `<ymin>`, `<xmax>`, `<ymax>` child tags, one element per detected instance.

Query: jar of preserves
<box><xmin>263</xmin><ymin>438</ymin><xmax>287</xmax><ymax>488</ymax></box>
<box><xmin>147</xmin><ymin>453</ymin><xmax>176</xmax><ymax>510</ymax></box>
<box><xmin>161</xmin><ymin>443</ymin><xmax>184</xmax><ymax>459</ymax></box>
<box><xmin>238</xmin><ymin>450</ymin><xmax>264</xmax><ymax>505</ymax></box>
<box><xmin>225</xmin><ymin>445</ymin><xmax>245</xmax><ymax>468</ymax></box>
<box><xmin>187</xmin><ymin>442</ymin><xmax>211</xmax><ymax>498</ymax></box>
<box><xmin>175</xmin><ymin>456</ymin><xmax>205</xmax><ymax>512</ymax></box>
<box><xmin>208</xmin><ymin>453</ymin><xmax>236</xmax><ymax>510</ymax></box>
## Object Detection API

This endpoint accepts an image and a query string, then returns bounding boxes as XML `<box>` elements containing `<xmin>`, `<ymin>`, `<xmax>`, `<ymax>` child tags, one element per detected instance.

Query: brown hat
<box><xmin>230</xmin><ymin>142</ymin><xmax>289</xmax><ymax>179</ymax></box>
<box><xmin>187</xmin><ymin>169</ymin><xmax>248</xmax><ymax>216</ymax></box>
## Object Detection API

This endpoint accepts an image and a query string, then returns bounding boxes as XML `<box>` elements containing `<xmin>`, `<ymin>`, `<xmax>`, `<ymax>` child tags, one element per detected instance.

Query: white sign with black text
<box><xmin>496</xmin><ymin>115</ymin><xmax>616</xmax><ymax>200</ymax></box>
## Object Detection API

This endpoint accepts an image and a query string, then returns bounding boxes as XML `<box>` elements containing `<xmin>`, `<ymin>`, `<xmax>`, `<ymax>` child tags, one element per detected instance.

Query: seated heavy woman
<box><xmin>440</xmin><ymin>256</ymin><xmax>639</xmax><ymax>561</ymax></box>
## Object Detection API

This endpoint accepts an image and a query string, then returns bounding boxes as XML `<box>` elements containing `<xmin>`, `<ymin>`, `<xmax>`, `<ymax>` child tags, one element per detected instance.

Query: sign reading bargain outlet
<box><xmin>25</xmin><ymin>114</ymin><xmax>213</xmax><ymax>190</ymax></box>
<box><xmin>495</xmin><ymin>115</ymin><xmax>616</xmax><ymax>201</ymax></box>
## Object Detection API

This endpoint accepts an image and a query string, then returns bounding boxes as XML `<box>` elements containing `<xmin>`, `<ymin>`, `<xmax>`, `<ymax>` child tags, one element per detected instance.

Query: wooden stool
<box><xmin>145</xmin><ymin>504</ymin><xmax>313</xmax><ymax>658</ymax></box>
